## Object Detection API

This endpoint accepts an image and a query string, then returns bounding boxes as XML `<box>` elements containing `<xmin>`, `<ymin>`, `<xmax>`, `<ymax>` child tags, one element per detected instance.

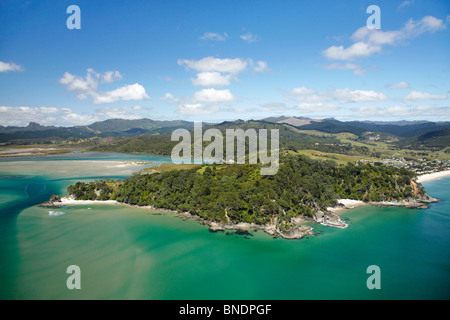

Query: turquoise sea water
<box><xmin>0</xmin><ymin>153</ymin><xmax>449</xmax><ymax>299</ymax></box>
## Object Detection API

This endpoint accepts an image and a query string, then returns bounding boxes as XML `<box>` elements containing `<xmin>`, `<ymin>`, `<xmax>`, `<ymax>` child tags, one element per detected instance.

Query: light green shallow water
<box><xmin>0</xmin><ymin>153</ymin><xmax>449</xmax><ymax>299</ymax></box>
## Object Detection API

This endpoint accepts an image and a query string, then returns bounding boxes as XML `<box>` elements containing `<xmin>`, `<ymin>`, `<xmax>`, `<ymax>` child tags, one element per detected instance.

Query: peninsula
<box><xmin>43</xmin><ymin>155</ymin><xmax>438</xmax><ymax>239</ymax></box>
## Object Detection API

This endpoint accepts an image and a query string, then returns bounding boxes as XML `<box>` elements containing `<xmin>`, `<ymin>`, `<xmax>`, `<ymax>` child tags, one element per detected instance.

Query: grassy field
<box><xmin>0</xmin><ymin>145</ymin><xmax>75</xmax><ymax>157</ymax></box>
<box><xmin>286</xmin><ymin>149</ymin><xmax>380</xmax><ymax>165</ymax></box>
<box><xmin>292</xmin><ymin>129</ymin><xmax>450</xmax><ymax>162</ymax></box>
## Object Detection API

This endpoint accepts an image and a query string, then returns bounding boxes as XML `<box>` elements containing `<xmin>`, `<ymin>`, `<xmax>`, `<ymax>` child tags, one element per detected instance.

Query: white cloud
<box><xmin>61</xmin><ymin>112</ymin><xmax>99</xmax><ymax>125</ymax></box>
<box><xmin>324</xmin><ymin>63</ymin><xmax>366</xmax><ymax>76</ymax></box>
<box><xmin>59</xmin><ymin>69</ymin><xmax>98</xmax><ymax>96</ymax></box>
<box><xmin>101</xmin><ymin>71</ymin><xmax>122</xmax><ymax>83</ymax></box>
<box><xmin>160</xmin><ymin>92</ymin><xmax>181</xmax><ymax>103</ymax></box>
<box><xmin>240</xmin><ymin>32</ymin><xmax>261</xmax><ymax>43</ymax></box>
<box><xmin>179</xmin><ymin>56</ymin><xmax>269</xmax><ymax>87</ymax></box>
<box><xmin>403</xmin><ymin>90</ymin><xmax>448</xmax><ymax>102</ymax></box>
<box><xmin>334</xmin><ymin>88</ymin><xmax>388</xmax><ymax>103</ymax></box>
<box><xmin>176</xmin><ymin>103</ymin><xmax>219</xmax><ymax>115</ymax></box>
<box><xmin>252</xmin><ymin>60</ymin><xmax>271</xmax><ymax>73</ymax></box>
<box><xmin>92</xmin><ymin>83</ymin><xmax>149</xmax><ymax>104</ymax></box>
<box><xmin>323</xmin><ymin>15</ymin><xmax>447</xmax><ymax>61</ymax></box>
<box><xmin>178</xmin><ymin>57</ymin><xmax>248</xmax><ymax>74</ymax></box>
<box><xmin>288</xmin><ymin>87</ymin><xmax>387</xmax><ymax>104</ymax></box>
<box><xmin>0</xmin><ymin>106</ymin><xmax>82</xmax><ymax>126</ymax></box>
<box><xmin>200</xmin><ymin>32</ymin><xmax>229</xmax><ymax>41</ymax></box>
<box><xmin>194</xmin><ymin>88</ymin><xmax>235</xmax><ymax>103</ymax></box>
<box><xmin>191</xmin><ymin>72</ymin><xmax>232</xmax><ymax>87</ymax></box>
<box><xmin>413</xmin><ymin>16</ymin><xmax>447</xmax><ymax>34</ymax></box>
<box><xmin>0</xmin><ymin>61</ymin><xmax>23</xmax><ymax>72</ymax></box>
<box><xmin>351</xmin><ymin>27</ymin><xmax>401</xmax><ymax>46</ymax></box>
<box><xmin>323</xmin><ymin>41</ymin><xmax>381</xmax><ymax>61</ymax></box>
<box><xmin>291</xmin><ymin>87</ymin><xmax>316</xmax><ymax>95</ymax></box>
<box><xmin>0</xmin><ymin>105</ymin><xmax>151</xmax><ymax>127</ymax></box>
<box><xmin>385</xmin><ymin>81</ymin><xmax>410</xmax><ymax>89</ymax></box>
<box><xmin>59</xmin><ymin>69</ymin><xmax>149</xmax><ymax>104</ymax></box>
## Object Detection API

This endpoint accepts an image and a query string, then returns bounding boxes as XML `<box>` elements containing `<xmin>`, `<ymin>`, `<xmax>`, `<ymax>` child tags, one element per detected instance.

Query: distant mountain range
<box><xmin>0</xmin><ymin>117</ymin><xmax>449</xmax><ymax>149</ymax></box>
<box><xmin>261</xmin><ymin>116</ymin><xmax>450</xmax><ymax>138</ymax></box>
<box><xmin>0</xmin><ymin>118</ymin><xmax>194</xmax><ymax>142</ymax></box>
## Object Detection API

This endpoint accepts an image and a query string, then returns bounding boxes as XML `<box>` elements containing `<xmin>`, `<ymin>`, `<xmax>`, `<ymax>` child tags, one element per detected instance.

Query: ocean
<box><xmin>0</xmin><ymin>153</ymin><xmax>449</xmax><ymax>299</ymax></box>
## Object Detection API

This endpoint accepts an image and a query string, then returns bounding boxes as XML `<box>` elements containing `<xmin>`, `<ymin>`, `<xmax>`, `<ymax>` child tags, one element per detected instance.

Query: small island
<box><xmin>44</xmin><ymin>155</ymin><xmax>439</xmax><ymax>239</ymax></box>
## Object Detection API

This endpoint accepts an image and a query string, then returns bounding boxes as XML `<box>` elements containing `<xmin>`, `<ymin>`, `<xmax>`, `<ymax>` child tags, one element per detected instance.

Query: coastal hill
<box><xmin>55</xmin><ymin>154</ymin><xmax>437</xmax><ymax>239</ymax></box>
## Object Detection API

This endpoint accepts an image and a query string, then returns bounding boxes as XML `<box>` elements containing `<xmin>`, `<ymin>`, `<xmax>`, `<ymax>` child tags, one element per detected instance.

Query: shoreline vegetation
<box><xmin>41</xmin><ymin>155</ymin><xmax>442</xmax><ymax>240</ymax></box>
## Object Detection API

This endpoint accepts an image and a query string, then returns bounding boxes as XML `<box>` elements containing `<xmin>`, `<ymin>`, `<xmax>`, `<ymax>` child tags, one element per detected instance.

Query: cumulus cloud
<box><xmin>59</xmin><ymin>69</ymin><xmax>149</xmax><ymax>104</ymax></box>
<box><xmin>191</xmin><ymin>72</ymin><xmax>232</xmax><ymax>87</ymax></box>
<box><xmin>176</xmin><ymin>103</ymin><xmax>219</xmax><ymax>115</ymax></box>
<box><xmin>59</xmin><ymin>69</ymin><xmax>98</xmax><ymax>97</ymax></box>
<box><xmin>0</xmin><ymin>61</ymin><xmax>23</xmax><ymax>72</ymax></box>
<box><xmin>323</xmin><ymin>15</ymin><xmax>447</xmax><ymax>61</ymax></box>
<box><xmin>323</xmin><ymin>42</ymin><xmax>381</xmax><ymax>61</ymax></box>
<box><xmin>160</xmin><ymin>92</ymin><xmax>180</xmax><ymax>103</ymax></box>
<box><xmin>291</xmin><ymin>87</ymin><xmax>315</xmax><ymax>95</ymax></box>
<box><xmin>91</xmin><ymin>83</ymin><xmax>149</xmax><ymax>104</ymax></box>
<box><xmin>403</xmin><ymin>90</ymin><xmax>448</xmax><ymax>102</ymax></box>
<box><xmin>194</xmin><ymin>88</ymin><xmax>235</xmax><ymax>103</ymax></box>
<box><xmin>0</xmin><ymin>106</ymin><xmax>81</xmax><ymax>126</ymax></box>
<box><xmin>0</xmin><ymin>105</ymin><xmax>151</xmax><ymax>126</ymax></box>
<box><xmin>101</xmin><ymin>71</ymin><xmax>122</xmax><ymax>83</ymax></box>
<box><xmin>0</xmin><ymin>106</ymin><xmax>66</xmax><ymax>126</ymax></box>
<box><xmin>334</xmin><ymin>88</ymin><xmax>388</xmax><ymax>103</ymax></box>
<box><xmin>178</xmin><ymin>57</ymin><xmax>248</xmax><ymax>74</ymax></box>
<box><xmin>324</xmin><ymin>62</ymin><xmax>366</xmax><ymax>76</ymax></box>
<box><xmin>179</xmin><ymin>56</ymin><xmax>269</xmax><ymax>88</ymax></box>
<box><xmin>289</xmin><ymin>87</ymin><xmax>388</xmax><ymax>103</ymax></box>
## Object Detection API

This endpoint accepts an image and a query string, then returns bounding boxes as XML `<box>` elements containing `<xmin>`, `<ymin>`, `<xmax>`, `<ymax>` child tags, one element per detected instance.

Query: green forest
<box><xmin>66</xmin><ymin>155</ymin><xmax>423</xmax><ymax>228</ymax></box>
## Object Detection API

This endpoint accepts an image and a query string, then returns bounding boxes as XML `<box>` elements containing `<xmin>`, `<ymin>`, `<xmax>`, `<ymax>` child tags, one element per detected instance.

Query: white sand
<box><xmin>337</xmin><ymin>199</ymin><xmax>365</xmax><ymax>207</ymax></box>
<box><xmin>416</xmin><ymin>170</ymin><xmax>450</xmax><ymax>183</ymax></box>
<box><xmin>58</xmin><ymin>197</ymin><xmax>119</xmax><ymax>206</ymax></box>
<box><xmin>326</xmin><ymin>199</ymin><xmax>366</xmax><ymax>215</ymax></box>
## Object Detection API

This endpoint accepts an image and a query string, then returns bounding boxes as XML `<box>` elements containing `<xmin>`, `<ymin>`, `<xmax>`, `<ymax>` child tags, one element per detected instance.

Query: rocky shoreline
<box><xmin>41</xmin><ymin>193</ymin><xmax>439</xmax><ymax>240</ymax></box>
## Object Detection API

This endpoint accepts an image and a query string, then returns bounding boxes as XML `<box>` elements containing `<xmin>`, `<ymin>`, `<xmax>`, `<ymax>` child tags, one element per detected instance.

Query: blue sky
<box><xmin>0</xmin><ymin>0</ymin><xmax>449</xmax><ymax>126</ymax></box>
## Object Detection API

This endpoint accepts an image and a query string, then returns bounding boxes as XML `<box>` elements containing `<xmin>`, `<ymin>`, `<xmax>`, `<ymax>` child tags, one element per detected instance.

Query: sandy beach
<box><xmin>416</xmin><ymin>170</ymin><xmax>450</xmax><ymax>183</ymax></box>
<box><xmin>56</xmin><ymin>196</ymin><xmax>120</xmax><ymax>206</ymax></box>
<box><xmin>326</xmin><ymin>199</ymin><xmax>366</xmax><ymax>214</ymax></box>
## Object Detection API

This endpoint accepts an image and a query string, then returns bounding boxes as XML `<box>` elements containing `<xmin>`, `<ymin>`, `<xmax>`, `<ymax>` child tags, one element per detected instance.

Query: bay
<box><xmin>0</xmin><ymin>153</ymin><xmax>449</xmax><ymax>299</ymax></box>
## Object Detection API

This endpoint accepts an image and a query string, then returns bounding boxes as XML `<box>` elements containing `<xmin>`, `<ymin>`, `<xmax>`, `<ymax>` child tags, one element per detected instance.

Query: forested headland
<box><xmin>61</xmin><ymin>155</ymin><xmax>435</xmax><ymax>236</ymax></box>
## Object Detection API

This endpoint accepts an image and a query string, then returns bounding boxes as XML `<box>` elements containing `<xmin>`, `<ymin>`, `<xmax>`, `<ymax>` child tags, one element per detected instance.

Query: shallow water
<box><xmin>0</xmin><ymin>153</ymin><xmax>449</xmax><ymax>299</ymax></box>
